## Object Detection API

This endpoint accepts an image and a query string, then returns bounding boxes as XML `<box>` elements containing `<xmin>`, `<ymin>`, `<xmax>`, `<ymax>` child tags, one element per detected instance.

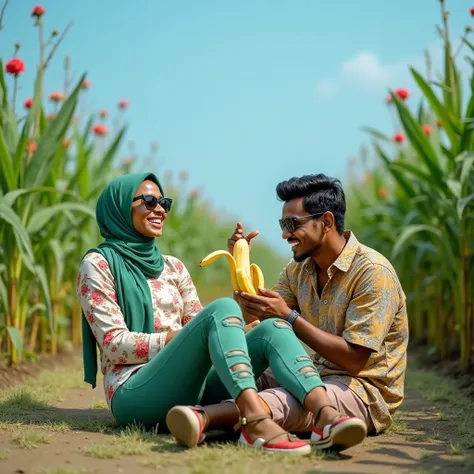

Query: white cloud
<box><xmin>314</xmin><ymin>49</ymin><xmax>430</xmax><ymax>101</ymax></box>
<box><xmin>341</xmin><ymin>52</ymin><xmax>391</xmax><ymax>87</ymax></box>
<box><xmin>314</xmin><ymin>42</ymin><xmax>473</xmax><ymax>102</ymax></box>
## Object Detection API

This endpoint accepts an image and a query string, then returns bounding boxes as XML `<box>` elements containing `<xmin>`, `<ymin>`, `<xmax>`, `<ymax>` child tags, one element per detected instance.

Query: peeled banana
<box><xmin>200</xmin><ymin>238</ymin><xmax>264</xmax><ymax>294</ymax></box>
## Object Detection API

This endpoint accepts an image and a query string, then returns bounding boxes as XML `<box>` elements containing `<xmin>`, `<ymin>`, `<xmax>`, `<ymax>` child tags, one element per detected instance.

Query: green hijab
<box><xmin>81</xmin><ymin>172</ymin><xmax>164</xmax><ymax>388</ymax></box>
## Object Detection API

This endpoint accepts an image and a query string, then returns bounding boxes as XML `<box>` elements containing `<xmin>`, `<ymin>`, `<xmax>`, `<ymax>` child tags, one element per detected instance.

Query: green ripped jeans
<box><xmin>111</xmin><ymin>297</ymin><xmax>324</xmax><ymax>428</ymax></box>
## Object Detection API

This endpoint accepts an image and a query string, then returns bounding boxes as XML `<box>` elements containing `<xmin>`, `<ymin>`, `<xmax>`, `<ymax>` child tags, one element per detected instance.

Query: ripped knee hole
<box><xmin>273</xmin><ymin>320</ymin><xmax>292</xmax><ymax>329</ymax></box>
<box><xmin>223</xmin><ymin>317</ymin><xmax>244</xmax><ymax>327</ymax></box>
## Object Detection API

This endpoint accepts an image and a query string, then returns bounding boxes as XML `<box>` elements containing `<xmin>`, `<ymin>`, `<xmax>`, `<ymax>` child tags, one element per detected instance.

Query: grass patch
<box><xmin>88</xmin><ymin>400</ymin><xmax>108</xmax><ymax>409</ymax></box>
<box><xmin>12</xmin><ymin>427</ymin><xmax>52</xmax><ymax>449</ymax></box>
<box><xmin>449</xmin><ymin>442</ymin><xmax>463</xmax><ymax>455</ymax></box>
<box><xmin>406</xmin><ymin>364</ymin><xmax>474</xmax><ymax>449</ymax></box>
<box><xmin>0</xmin><ymin>450</ymin><xmax>8</xmax><ymax>460</ymax></box>
<box><xmin>454</xmin><ymin>454</ymin><xmax>474</xmax><ymax>469</ymax></box>
<box><xmin>162</xmin><ymin>443</ymin><xmax>341</xmax><ymax>474</ymax></box>
<box><xmin>385</xmin><ymin>411</ymin><xmax>408</xmax><ymax>434</ymax></box>
<box><xmin>84</xmin><ymin>425</ymin><xmax>163</xmax><ymax>459</ymax></box>
<box><xmin>43</xmin><ymin>421</ymin><xmax>71</xmax><ymax>433</ymax></box>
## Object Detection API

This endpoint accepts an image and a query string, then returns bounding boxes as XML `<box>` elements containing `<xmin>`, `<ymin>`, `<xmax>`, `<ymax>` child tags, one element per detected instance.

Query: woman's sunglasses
<box><xmin>278</xmin><ymin>212</ymin><xmax>325</xmax><ymax>233</ymax></box>
<box><xmin>133</xmin><ymin>195</ymin><xmax>173</xmax><ymax>213</ymax></box>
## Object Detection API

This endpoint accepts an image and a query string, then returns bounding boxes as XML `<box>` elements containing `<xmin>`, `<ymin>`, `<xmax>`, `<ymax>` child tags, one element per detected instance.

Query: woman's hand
<box><xmin>244</xmin><ymin>320</ymin><xmax>260</xmax><ymax>333</ymax></box>
<box><xmin>165</xmin><ymin>330</ymin><xmax>181</xmax><ymax>345</ymax></box>
<box><xmin>227</xmin><ymin>222</ymin><xmax>259</xmax><ymax>254</ymax></box>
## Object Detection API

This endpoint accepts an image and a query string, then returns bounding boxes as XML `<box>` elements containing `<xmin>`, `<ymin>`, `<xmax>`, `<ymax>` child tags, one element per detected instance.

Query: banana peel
<box><xmin>200</xmin><ymin>239</ymin><xmax>264</xmax><ymax>294</ymax></box>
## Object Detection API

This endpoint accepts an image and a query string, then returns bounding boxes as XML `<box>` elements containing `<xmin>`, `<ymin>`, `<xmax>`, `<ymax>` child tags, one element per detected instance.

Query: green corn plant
<box><xmin>347</xmin><ymin>0</ymin><xmax>474</xmax><ymax>371</ymax></box>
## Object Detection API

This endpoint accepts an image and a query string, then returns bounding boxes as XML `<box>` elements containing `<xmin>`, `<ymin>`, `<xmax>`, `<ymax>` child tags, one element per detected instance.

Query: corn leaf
<box><xmin>6</xmin><ymin>326</ymin><xmax>23</xmax><ymax>355</ymax></box>
<box><xmin>26</xmin><ymin>202</ymin><xmax>95</xmax><ymax>234</ymax></box>
<box><xmin>457</xmin><ymin>193</ymin><xmax>474</xmax><ymax>219</ymax></box>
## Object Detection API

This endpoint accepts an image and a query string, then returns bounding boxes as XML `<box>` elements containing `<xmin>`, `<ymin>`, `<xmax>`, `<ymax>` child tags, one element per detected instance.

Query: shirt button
<box><xmin>323</xmin><ymin>300</ymin><xmax>328</xmax><ymax>305</ymax></box>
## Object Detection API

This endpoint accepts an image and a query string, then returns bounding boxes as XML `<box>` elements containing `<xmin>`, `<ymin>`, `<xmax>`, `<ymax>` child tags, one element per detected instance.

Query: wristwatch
<box><xmin>285</xmin><ymin>309</ymin><xmax>300</xmax><ymax>326</ymax></box>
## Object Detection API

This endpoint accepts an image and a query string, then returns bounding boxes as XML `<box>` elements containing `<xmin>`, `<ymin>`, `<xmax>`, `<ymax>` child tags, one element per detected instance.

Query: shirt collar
<box><xmin>331</xmin><ymin>230</ymin><xmax>359</xmax><ymax>273</ymax></box>
<box><xmin>302</xmin><ymin>230</ymin><xmax>359</xmax><ymax>275</ymax></box>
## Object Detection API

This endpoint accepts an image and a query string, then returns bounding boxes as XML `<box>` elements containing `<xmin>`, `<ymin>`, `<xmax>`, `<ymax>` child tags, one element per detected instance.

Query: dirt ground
<box><xmin>0</xmin><ymin>353</ymin><xmax>473</xmax><ymax>474</ymax></box>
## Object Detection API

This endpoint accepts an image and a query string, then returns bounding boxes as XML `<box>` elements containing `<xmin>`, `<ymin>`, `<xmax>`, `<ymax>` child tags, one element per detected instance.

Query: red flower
<box><xmin>190</xmin><ymin>189</ymin><xmax>200</xmax><ymax>199</ymax></box>
<box><xmin>436</xmin><ymin>119</ymin><xmax>442</xmax><ymax>128</ymax></box>
<box><xmin>98</xmin><ymin>259</ymin><xmax>109</xmax><ymax>271</ymax></box>
<box><xmin>63</xmin><ymin>138</ymin><xmax>71</xmax><ymax>149</ymax></box>
<box><xmin>175</xmin><ymin>261</ymin><xmax>184</xmax><ymax>273</ymax></box>
<box><xmin>49</xmin><ymin>91</ymin><xmax>64</xmax><ymax>102</ymax></box>
<box><xmin>90</xmin><ymin>290</ymin><xmax>104</xmax><ymax>305</ymax></box>
<box><xmin>135</xmin><ymin>341</ymin><xmax>149</xmax><ymax>359</ymax></box>
<box><xmin>395</xmin><ymin>88</ymin><xmax>409</xmax><ymax>100</ymax></box>
<box><xmin>422</xmin><ymin>124</ymin><xmax>432</xmax><ymax>136</ymax></box>
<box><xmin>193</xmin><ymin>302</ymin><xmax>203</xmax><ymax>313</ymax></box>
<box><xmin>107</xmin><ymin>385</ymin><xmax>114</xmax><ymax>400</ymax></box>
<box><xmin>103</xmin><ymin>330</ymin><xmax>114</xmax><ymax>346</ymax></box>
<box><xmin>118</xmin><ymin>99</ymin><xmax>129</xmax><ymax>109</ymax></box>
<box><xmin>82</xmin><ymin>79</ymin><xmax>91</xmax><ymax>89</ymax></box>
<box><xmin>99</xmin><ymin>109</ymin><xmax>108</xmax><ymax>118</ymax></box>
<box><xmin>24</xmin><ymin>97</ymin><xmax>33</xmax><ymax>109</ymax></box>
<box><xmin>393</xmin><ymin>132</ymin><xmax>405</xmax><ymax>143</ymax></box>
<box><xmin>81</xmin><ymin>284</ymin><xmax>89</xmax><ymax>297</ymax></box>
<box><xmin>470</xmin><ymin>6</ymin><xmax>474</xmax><ymax>16</ymax></box>
<box><xmin>31</xmin><ymin>5</ymin><xmax>46</xmax><ymax>17</ymax></box>
<box><xmin>26</xmin><ymin>142</ymin><xmax>37</xmax><ymax>154</ymax></box>
<box><xmin>378</xmin><ymin>187</ymin><xmax>388</xmax><ymax>200</ymax></box>
<box><xmin>92</xmin><ymin>124</ymin><xmax>108</xmax><ymax>136</ymax></box>
<box><xmin>5</xmin><ymin>58</ymin><xmax>25</xmax><ymax>76</ymax></box>
<box><xmin>154</xmin><ymin>318</ymin><xmax>162</xmax><ymax>331</ymax></box>
<box><xmin>151</xmin><ymin>279</ymin><xmax>162</xmax><ymax>290</ymax></box>
<box><xmin>182</xmin><ymin>315</ymin><xmax>193</xmax><ymax>326</ymax></box>
<box><xmin>111</xmin><ymin>365</ymin><xmax>123</xmax><ymax>375</ymax></box>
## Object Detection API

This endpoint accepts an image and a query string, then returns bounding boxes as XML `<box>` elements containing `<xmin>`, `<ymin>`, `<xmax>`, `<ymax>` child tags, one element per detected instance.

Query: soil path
<box><xmin>0</xmin><ymin>356</ymin><xmax>472</xmax><ymax>474</ymax></box>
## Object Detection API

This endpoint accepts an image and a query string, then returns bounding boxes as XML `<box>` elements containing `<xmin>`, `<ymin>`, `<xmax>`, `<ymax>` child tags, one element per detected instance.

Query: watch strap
<box><xmin>285</xmin><ymin>309</ymin><xmax>300</xmax><ymax>326</ymax></box>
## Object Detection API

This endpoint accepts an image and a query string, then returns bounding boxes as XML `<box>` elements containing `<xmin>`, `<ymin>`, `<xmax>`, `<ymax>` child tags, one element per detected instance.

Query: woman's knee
<box><xmin>249</xmin><ymin>317</ymin><xmax>294</xmax><ymax>338</ymax></box>
<box><xmin>201</xmin><ymin>297</ymin><xmax>244</xmax><ymax>327</ymax></box>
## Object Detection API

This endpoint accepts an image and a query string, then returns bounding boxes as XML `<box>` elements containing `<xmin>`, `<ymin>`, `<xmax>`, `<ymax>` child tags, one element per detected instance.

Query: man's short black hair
<box><xmin>276</xmin><ymin>174</ymin><xmax>346</xmax><ymax>233</ymax></box>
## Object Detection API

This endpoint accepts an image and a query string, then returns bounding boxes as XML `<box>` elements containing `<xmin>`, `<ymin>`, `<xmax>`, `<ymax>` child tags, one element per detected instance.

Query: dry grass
<box><xmin>88</xmin><ymin>400</ymin><xmax>108</xmax><ymax>409</ymax></box>
<box><xmin>11</xmin><ymin>427</ymin><xmax>52</xmax><ymax>449</ymax></box>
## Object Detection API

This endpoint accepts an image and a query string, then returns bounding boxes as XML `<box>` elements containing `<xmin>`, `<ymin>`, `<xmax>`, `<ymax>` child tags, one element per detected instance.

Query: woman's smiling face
<box><xmin>131</xmin><ymin>180</ymin><xmax>167</xmax><ymax>238</ymax></box>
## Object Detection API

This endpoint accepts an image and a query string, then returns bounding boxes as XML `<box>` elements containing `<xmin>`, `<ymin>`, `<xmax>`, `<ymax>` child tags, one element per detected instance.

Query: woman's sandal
<box><xmin>310</xmin><ymin>404</ymin><xmax>367</xmax><ymax>452</ymax></box>
<box><xmin>235</xmin><ymin>414</ymin><xmax>311</xmax><ymax>455</ymax></box>
<box><xmin>166</xmin><ymin>405</ymin><xmax>209</xmax><ymax>448</ymax></box>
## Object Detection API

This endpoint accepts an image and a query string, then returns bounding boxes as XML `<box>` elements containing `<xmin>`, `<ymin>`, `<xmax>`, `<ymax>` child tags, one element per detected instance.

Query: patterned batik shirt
<box><xmin>76</xmin><ymin>252</ymin><xmax>203</xmax><ymax>408</ymax></box>
<box><xmin>273</xmin><ymin>231</ymin><xmax>409</xmax><ymax>433</ymax></box>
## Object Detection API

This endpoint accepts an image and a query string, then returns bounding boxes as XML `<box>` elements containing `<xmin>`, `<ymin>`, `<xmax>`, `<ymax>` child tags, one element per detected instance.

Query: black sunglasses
<box><xmin>279</xmin><ymin>212</ymin><xmax>325</xmax><ymax>233</ymax></box>
<box><xmin>133</xmin><ymin>194</ymin><xmax>173</xmax><ymax>213</ymax></box>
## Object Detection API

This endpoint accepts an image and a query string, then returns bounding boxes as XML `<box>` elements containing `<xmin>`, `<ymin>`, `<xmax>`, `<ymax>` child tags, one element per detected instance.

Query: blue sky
<box><xmin>2</xmin><ymin>0</ymin><xmax>473</xmax><ymax>255</ymax></box>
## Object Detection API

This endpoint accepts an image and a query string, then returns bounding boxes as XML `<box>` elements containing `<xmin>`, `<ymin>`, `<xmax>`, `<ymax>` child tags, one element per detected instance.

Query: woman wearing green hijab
<box><xmin>78</xmin><ymin>173</ymin><xmax>366</xmax><ymax>455</ymax></box>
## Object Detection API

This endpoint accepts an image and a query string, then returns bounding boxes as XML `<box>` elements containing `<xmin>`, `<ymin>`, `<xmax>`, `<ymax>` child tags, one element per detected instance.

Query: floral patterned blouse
<box><xmin>76</xmin><ymin>252</ymin><xmax>203</xmax><ymax>408</ymax></box>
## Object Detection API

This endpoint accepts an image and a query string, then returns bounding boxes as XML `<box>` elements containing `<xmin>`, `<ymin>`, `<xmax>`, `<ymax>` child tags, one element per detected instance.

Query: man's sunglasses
<box><xmin>279</xmin><ymin>212</ymin><xmax>325</xmax><ymax>233</ymax></box>
<box><xmin>133</xmin><ymin>195</ymin><xmax>173</xmax><ymax>213</ymax></box>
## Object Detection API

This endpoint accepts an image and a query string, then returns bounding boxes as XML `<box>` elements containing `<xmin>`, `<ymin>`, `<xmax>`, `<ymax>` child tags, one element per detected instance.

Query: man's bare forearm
<box><xmin>293</xmin><ymin>317</ymin><xmax>371</xmax><ymax>374</ymax></box>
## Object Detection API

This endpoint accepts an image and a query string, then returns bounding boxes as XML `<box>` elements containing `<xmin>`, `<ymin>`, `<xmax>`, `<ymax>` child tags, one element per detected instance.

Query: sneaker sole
<box><xmin>238</xmin><ymin>433</ymin><xmax>311</xmax><ymax>456</ymax></box>
<box><xmin>166</xmin><ymin>406</ymin><xmax>201</xmax><ymax>448</ymax></box>
<box><xmin>312</xmin><ymin>419</ymin><xmax>367</xmax><ymax>452</ymax></box>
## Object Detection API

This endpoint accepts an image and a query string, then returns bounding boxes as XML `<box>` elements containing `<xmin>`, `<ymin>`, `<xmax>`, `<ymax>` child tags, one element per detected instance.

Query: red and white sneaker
<box><xmin>311</xmin><ymin>416</ymin><xmax>367</xmax><ymax>451</ymax></box>
<box><xmin>236</xmin><ymin>415</ymin><xmax>311</xmax><ymax>456</ymax></box>
<box><xmin>166</xmin><ymin>405</ymin><xmax>208</xmax><ymax>448</ymax></box>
